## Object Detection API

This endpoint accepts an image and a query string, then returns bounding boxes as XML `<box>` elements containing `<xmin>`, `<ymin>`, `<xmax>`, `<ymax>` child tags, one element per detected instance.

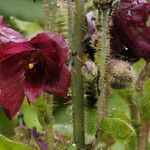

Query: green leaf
<box><xmin>0</xmin><ymin>109</ymin><xmax>16</xmax><ymax>136</ymax></box>
<box><xmin>21</xmin><ymin>100</ymin><xmax>42</xmax><ymax>132</ymax></box>
<box><xmin>10</xmin><ymin>16</ymin><xmax>43</xmax><ymax>37</ymax></box>
<box><xmin>102</xmin><ymin>117</ymin><xmax>135</xmax><ymax>142</ymax></box>
<box><xmin>0</xmin><ymin>134</ymin><xmax>34</xmax><ymax>150</ymax></box>
<box><xmin>111</xmin><ymin>108</ymin><xmax>131</xmax><ymax>124</ymax></box>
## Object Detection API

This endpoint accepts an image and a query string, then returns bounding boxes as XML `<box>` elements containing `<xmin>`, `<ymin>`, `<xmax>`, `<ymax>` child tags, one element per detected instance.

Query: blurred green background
<box><xmin>0</xmin><ymin>0</ymin><xmax>44</xmax><ymax>24</ymax></box>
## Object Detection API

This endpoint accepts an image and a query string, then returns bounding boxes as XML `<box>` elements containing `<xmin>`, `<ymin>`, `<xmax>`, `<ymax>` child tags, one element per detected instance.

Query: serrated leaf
<box><xmin>102</xmin><ymin>117</ymin><xmax>135</xmax><ymax>142</ymax></box>
<box><xmin>0</xmin><ymin>134</ymin><xmax>34</xmax><ymax>150</ymax></box>
<box><xmin>111</xmin><ymin>108</ymin><xmax>131</xmax><ymax>124</ymax></box>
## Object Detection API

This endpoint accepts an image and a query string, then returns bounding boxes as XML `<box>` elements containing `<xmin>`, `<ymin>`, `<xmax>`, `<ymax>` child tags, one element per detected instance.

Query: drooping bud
<box><xmin>81</xmin><ymin>61</ymin><xmax>98</xmax><ymax>80</ymax></box>
<box><xmin>108</xmin><ymin>60</ymin><xmax>135</xmax><ymax>89</ymax></box>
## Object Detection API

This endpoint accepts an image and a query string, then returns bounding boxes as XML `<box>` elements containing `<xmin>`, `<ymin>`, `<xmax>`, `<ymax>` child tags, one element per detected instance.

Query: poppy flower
<box><xmin>0</xmin><ymin>16</ymin><xmax>71</xmax><ymax>118</ymax></box>
<box><xmin>111</xmin><ymin>0</ymin><xmax>150</xmax><ymax>62</ymax></box>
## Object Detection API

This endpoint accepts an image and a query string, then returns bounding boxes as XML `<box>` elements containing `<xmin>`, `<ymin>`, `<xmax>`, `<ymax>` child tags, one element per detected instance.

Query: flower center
<box><xmin>28</xmin><ymin>63</ymin><xmax>34</xmax><ymax>69</ymax></box>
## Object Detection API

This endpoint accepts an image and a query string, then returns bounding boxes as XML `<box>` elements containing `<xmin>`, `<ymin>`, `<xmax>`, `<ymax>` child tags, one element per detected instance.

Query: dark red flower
<box><xmin>0</xmin><ymin>17</ymin><xmax>71</xmax><ymax>118</ymax></box>
<box><xmin>111</xmin><ymin>0</ymin><xmax>150</xmax><ymax>62</ymax></box>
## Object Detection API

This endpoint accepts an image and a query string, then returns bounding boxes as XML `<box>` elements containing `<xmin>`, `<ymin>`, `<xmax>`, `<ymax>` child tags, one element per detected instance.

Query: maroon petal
<box><xmin>0</xmin><ymin>16</ymin><xmax>26</xmax><ymax>43</ymax></box>
<box><xmin>24</xmin><ymin>83</ymin><xmax>44</xmax><ymax>103</ymax></box>
<box><xmin>0</xmin><ymin>54</ymin><xmax>26</xmax><ymax>118</ymax></box>
<box><xmin>0</xmin><ymin>72</ymin><xmax>25</xmax><ymax>118</ymax></box>
<box><xmin>112</xmin><ymin>0</ymin><xmax>150</xmax><ymax>62</ymax></box>
<box><xmin>44</xmin><ymin>65</ymin><xmax>71</xmax><ymax>98</ymax></box>
<box><xmin>0</xmin><ymin>42</ymin><xmax>34</xmax><ymax>62</ymax></box>
<box><xmin>30</xmin><ymin>33</ymin><xmax>68</xmax><ymax>64</ymax></box>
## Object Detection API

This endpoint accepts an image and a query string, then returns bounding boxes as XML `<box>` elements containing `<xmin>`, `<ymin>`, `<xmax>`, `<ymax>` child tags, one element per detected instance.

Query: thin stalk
<box><xmin>43</xmin><ymin>0</ymin><xmax>57</xmax><ymax>32</ymax></box>
<box><xmin>71</xmin><ymin>0</ymin><xmax>85</xmax><ymax>149</ymax></box>
<box><xmin>137</xmin><ymin>121</ymin><xmax>150</xmax><ymax>150</ymax></box>
<box><xmin>43</xmin><ymin>0</ymin><xmax>51</xmax><ymax>31</ymax></box>
<box><xmin>96</xmin><ymin>8</ymin><xmax>111</xmax><ymax>145</ymax></box>
<box><xmin>42</xmin><ymin>0</ymin><xmax>56</xmax><ymax>149</ymax></box>
<box><xmin>135</xmin><ymin>63</ymin><xmax>150</xmax><ymax>150</ymax></box>
<box><xmin>43</xmin><ymin>94</ymin><xmax>54</xmax><ymax>150</ymax></box>
<box><xmin>67</xmin><ymin>0</ymin><xmax>73</xmax><ymax>47</ymax></box>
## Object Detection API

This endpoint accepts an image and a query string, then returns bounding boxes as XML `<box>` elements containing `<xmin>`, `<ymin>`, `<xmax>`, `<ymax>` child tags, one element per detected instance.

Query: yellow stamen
<box><xmin>28</xmin><ymin>63</ymin><xmax>34</xmax><ymax>69</ymax></box>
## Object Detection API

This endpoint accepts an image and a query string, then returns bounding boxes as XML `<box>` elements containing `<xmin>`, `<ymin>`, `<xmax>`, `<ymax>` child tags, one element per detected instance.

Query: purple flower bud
<box><xmin>81</xmin><ymin>61</ymin><xmax>97</xmax><ymax>80</ymax></box>
<box><xmin>86</xmin><ymin>11</ymin><xmax>97</xmax><ymax>36</ymax></box>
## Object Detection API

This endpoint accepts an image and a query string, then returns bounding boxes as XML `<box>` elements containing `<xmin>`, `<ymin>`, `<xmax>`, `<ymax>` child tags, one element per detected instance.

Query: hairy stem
<box><xmin>67</xmin><ymin>0</ymin><xmax>73</xmax><ymax>47</ymax></box>
<box><xmin>96</xmin><ymin>8</ymin><xmax>110</xmax><ymax>145</ymax></box>
<box><xmin>135</xmin><ymin>63</ymin><xmax>150</xmax><ymax>150</ymax></box>
<box><xmin>43</xmin><ymin>0</ymin><xmax>51</xmax><ymax>31</ymax></box>
<box><xmin>43</xmin><ymin>94</ymin><xmax>54</xmax><ymax>150</ymax></box>
<box><xmin>42</xmin><ymin>0</ymin><xmax>56</xmax><ymax>149</ymax></box>
<box><xmin>137</xmin><ymin>121</ymin><xmax>150</xmax><ymax>150</ymax></box>
<box><xmin>43</xmin><ymin>0</ymin><xmax>57</xmax><ymax>32</ymax></box>
<box><xmin>71</xmin><ymin>0</ymin><xmax>85</xmax><ymax>149</ymax></box>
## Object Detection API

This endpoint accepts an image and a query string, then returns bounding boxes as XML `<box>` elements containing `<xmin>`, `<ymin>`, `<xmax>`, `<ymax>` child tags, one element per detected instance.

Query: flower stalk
<box><xmin>71</xmin><ymin>0</ymin><xmax>85</xmax><ymax>149</ymax></box>
<box><xmin>135</xmin><ymin>63</ymin><xmax>150</xmax><ymax>150</ymax></box>
<box><xmin>43</xmin><ymin>94</ymin><xmax>54</xmax><ymax>150</ymax></box>
<box><xmin>43</xmin><ymin>0</ymin><xmax>57</xmax><ymax>33</ymax></box>
<box><xmin>42</xmin><ymin>0</ymin><xmax>56</xmax><ymax>149</ymax></box>
<box><xmin>96</xmin><ymin>7</ymin><xmax>111</xmax><ymax>146</ymax></box>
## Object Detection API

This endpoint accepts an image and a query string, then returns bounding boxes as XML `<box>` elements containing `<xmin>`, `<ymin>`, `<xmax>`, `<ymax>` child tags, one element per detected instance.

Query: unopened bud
<box><xmin>108</xmin><ymin>60</ymin><xmax>135</xmax><ymax>89</ymax></box>
<box><xmin>82</xmin><ymin>61</ymin><xmax>98</xmax><ymax>80</ymax></box>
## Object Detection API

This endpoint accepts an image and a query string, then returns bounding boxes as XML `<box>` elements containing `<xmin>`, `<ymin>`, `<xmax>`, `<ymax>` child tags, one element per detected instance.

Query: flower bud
<box><xmin>82</xmin><ymin>61</ymin><xmax>98</xmax><ymax>80</ymax></box>
<box><xmin>14</xmin><ymin>125</ymin><xmax>31</xmax><ymax>143</ymax></box>
<box><xmin>108</xmin><ymin>60</ymin><xmax>135</xmax><ymax>89</ymax></box>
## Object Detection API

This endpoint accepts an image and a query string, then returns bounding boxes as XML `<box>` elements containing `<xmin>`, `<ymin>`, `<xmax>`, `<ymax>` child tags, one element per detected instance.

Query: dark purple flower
<box><xmin>0</xmin><ymin>17</ymin><xmax>71</xmax><ymax>118</ymax></box>
<box><xmin>111</xmin><ymin>0</ymin><xmax>150</xmax><ymax>62</ymax></box>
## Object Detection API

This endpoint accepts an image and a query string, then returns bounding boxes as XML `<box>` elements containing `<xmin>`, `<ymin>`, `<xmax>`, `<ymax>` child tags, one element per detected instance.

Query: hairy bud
<box><xmin>82</xmin><ymin>61</ymin><xmax>98</xmax><ymax>80</ymax></box>
<box><xmin>108</xmin><ymin>60</ymin><xmax>135</xmax><ymax>89</ymax></box>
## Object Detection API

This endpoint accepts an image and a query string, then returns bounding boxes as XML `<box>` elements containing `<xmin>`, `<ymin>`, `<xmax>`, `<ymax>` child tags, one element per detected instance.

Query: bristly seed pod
<box><xmin>108</xmin><ymin>60</ymin><xmax>135</xmax><ymax>89</ymax></box>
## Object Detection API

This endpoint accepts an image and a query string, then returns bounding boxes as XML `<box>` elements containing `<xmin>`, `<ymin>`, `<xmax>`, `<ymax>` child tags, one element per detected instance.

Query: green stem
<box><xmin>135</xmin><ymin>64</ymin><xmax>150</xmax><ymax>150</ymax></box>
<box><xmin>43</xmin><ymin>94</ymin><xmax>54</xmax><ymax>150</ymax></box>
<box><xmin>43</xmin><ymin>0</ymin><xmax>57</xmax><ymax>32</ymax></box>
<box><xmin>96</xmin><ymin>8</ymin><xmax>110</xmax><ymax>145</ymax></box>
<box><xmin>71</xmin><ymin>0</ymin><xmax>85</xmax><ymax>149</ymax></box>
<box><xmin>43</xmin><ymin>0</ymin><xmax>51</xmax><ymax>31</ymax></box>
<box><xmin>67</xmin><ymin>0</ymin><xmax>73</xmax><ymax>47</ymax></box>
<box><xmin>42</xmin><ymin>0</ymin><xmax>56</xmax><ymax>149</ymax></box>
